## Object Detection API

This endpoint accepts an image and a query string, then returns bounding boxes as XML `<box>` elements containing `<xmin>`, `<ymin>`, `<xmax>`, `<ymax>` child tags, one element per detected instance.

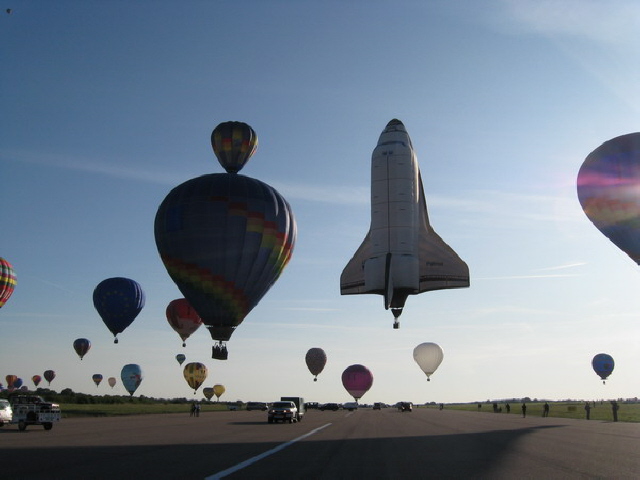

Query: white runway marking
<box><xmin>205</xmin><ymin>422</ymin><xmax>332</xmax><ymax>479</ymax></box>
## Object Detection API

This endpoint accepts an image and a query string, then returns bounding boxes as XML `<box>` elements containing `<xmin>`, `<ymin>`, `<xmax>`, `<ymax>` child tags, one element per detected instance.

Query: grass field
<box><xmin>439</xmin><ymin>401</ymin><xmax>640</xmax><ymax>423</ymax></box>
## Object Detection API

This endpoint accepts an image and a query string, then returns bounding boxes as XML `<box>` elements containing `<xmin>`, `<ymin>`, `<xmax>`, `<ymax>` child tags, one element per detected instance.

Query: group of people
<box><xmin>190</xmin><ymin>402</ymin><xmax>201</xmax><ymax>417</ymax></box>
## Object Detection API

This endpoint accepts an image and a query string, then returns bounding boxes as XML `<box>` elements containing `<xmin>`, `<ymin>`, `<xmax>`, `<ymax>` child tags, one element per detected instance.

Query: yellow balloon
<box><xmin>183</xmin><ymin>362</ymin><xmax>208</xmax><ymax>393</ymax></box>
<box><xmin>213</xmin><ymin>384</ymin><xmax>225</xmax><ymax>400</ymax></box>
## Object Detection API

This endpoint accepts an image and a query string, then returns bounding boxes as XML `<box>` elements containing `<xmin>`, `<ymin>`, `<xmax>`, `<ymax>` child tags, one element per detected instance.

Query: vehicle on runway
<box><xmin>0</xmin><ymin>399</ymin><xmax>13</xmax><ymax>426</ymax></box>
<box><xmin>9</xmin><ymin>394</ymin><xmax>61</xmax><ymax>431</ymax></box>
<box><xmin>246</xmin><ymin>401</ymin><xmax>268</xmax><ymax>411</ymax></box>
<box><xmin>319</xmin><ymin>403</ymin><xmax>340</xmax><ymax>411</ymax></box>
<box><xmin>281</xmin><ymin>396</ymin><xmax>305</xmax><ymax>421</ymax></box>
<box><xmin>398</xmin><ymin>402</ymin><xmax>413</xmax><ymax>412</ymax></box>
<box><xmin>268</xmin><ymin>401</ymin><xmax>298</xmax><ymax>423</ymax></box>
<box><xmin>373</xmin><ymin>402</ymin><xmax>382</xmax><ymax>410</ymax></box>
<box><xmin>344</xmin><ymin>402</ymin><xmax>358</xmax><ymax>411</ymax></box>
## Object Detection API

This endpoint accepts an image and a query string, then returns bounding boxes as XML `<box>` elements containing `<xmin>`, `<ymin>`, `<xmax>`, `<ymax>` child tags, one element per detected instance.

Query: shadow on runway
<box><xmin>1</xmin><ymin>424</ymin><xmax>567</xmax><ymax>479</ymax></box>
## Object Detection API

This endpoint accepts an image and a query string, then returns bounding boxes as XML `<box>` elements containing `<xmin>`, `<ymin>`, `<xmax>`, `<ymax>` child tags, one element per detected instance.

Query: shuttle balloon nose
<box><xmin>387</xmin><ymin>119</ymin><xmax>403</xmax><ymax>127</ymax></box>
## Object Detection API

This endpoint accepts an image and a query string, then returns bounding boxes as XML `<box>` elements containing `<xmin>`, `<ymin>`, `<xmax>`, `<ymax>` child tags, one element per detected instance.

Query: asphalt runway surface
<box><xmin>1</xmin><ymin>407</ymin><xmax>638</xmax><ymax>479</ymax></box>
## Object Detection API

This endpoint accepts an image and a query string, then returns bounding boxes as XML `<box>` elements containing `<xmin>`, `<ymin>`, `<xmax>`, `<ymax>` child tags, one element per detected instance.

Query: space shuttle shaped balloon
<box><xmin>340</xmin><ymin>119</ymin><xmax>469</xmax><ymax>328</ymax></box>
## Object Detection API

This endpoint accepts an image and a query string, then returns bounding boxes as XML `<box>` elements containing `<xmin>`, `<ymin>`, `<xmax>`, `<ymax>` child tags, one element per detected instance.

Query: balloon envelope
<box><xmin>32</xmin><ymin>375</ymin><xmax>42</xmax><ymax>387</ymax></box>
<box><xmin>0</xmin><ymin>257</ymin><xmax>16</xmax><ymax>308</ymax></box>
<box><xmin>108</xmin><ymin>377</ymin><xmax>117</xmax><ymax>388</ymax></box>
<box><xmin>203</xmin><ymin>387</ymin><xmax>214</xmax><ymax>401</ymax></box>
<box><xmin>211</xmin><ymin>121</ymin><xmax>258</xmax><ymax>173</ymax></box>
<box><xmin>305</xmin><ymin>348</ymin><xmax>327</xmax><ymax>381</ymax></box>
<box><xmin>5</xmin><ymin>375</ymin><xmax>17</xmax><ymax>389</ymax></box>
<box><xmin>92</xmin><ymin>374</ymin><xmax>103</xmax><ymax>387</ymax></box>
<box><xmin>166</xmin><ymin>298</ymin><xmax>203</xmax><ymax>347</ymax></box>
<box><xmin>183</xmin><ymin>362</ymin><xmax>208</xmax><ymax>393</ymax></box>
<box><xmin>43</xmin><ymin>370</ymin><xmax>55</xmax><ymax>385</ymax></box>
<box><xmin>341</xmin><ymin>364</ymin><xmax>373</xmax><ymax>401</ymax></box>
<box><xmin>154</xmin><ymin>173</ymin><xmax>296</xmax><ymax>355</ymax></box>
<box><xmin>577</xmin><ymin>133</ymin><xmax>640</xmax><ymax>264</ymax></box>
<box><xmin>73</xmin><ymin>338</ymin><xmax>91</xmax><ymax>360</ymax></box>
<box><xmin>413</xmin><ymin>342</ymin><xmax>444</xmax><ymax>380</ymax></box>
<box><xmin>93</xmin><ymin>277</ymin><xmax>145</xmax><ymax>343</ymax></box>
<box><xmin>592</xmin><ymin>353</ymin><xmax>614</xmax><ymax>382</ymax></box>
<box><xmin>121</xmin><ymin>364</ymin><xmax>143</xmax><ymax>396</ymax></box>
<box><xmin>213</xmin><ymin>384</ymin><xmax>225</xmax><ymax>399</ymax></box>
<box><xmin>14</xmin><ymin>378</ymin><xmax>23</xmax><ymax>389</ymax></box>
<box><xmin>176</xmin><ymin>353</ymin><xmax>186</xmax><ymax>365</ymax></box>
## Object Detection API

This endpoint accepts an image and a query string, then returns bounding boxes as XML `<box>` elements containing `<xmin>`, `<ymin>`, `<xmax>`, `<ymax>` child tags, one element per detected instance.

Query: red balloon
<box><xmin>166</xmin><ymin>298</ymin><xmax>203</xmax><ymax>347</ymax></box>
<box><xmin>341</xmin><ymin>364</ymin><xmax>373</xmax><ymax>401</ymax></box>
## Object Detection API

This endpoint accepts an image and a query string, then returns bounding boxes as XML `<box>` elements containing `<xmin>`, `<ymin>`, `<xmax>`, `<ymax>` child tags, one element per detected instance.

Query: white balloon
<box><xmin>413</xmin><ymin>342</ymin><xmax>444</xmax><ymax>381</ymax></box>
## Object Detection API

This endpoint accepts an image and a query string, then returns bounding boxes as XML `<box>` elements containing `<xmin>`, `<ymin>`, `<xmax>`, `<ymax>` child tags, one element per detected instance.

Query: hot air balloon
<box><xmin>592</xmin><ymin>353</ymin><xmax>614</xmax><ymax>384</ymax></box>
<box><xmin>43</xmin><ymin>370</ymin><xmax>55</xmax><ymax>385</ymax></box>
<box><xmin>32</xmin><ymin>375</ymin><xmax>42</xmax><ymax>388</ymax></box>
<box><xmin>121</xmin><ymin>364</ymin><xmax>143</xmax><ymax>396</ymax></box>
<box><xmin>14</xmin><ymin>378</ymin><xmax>23</xmax><ymax>389</ymax></box>
<box><xmin>5</xmin><ymin>375</ymin><xmax>17</xmax><ymax>390</ymax></box>
<box><xmin>342</xmin><ymin>364</ymin><xmax>373</xmax><ymax>402</ymax></box>
<box><xmin>183</xmin><ymin>362</ymin><xmax>208</xmax><ymax>394</ymax></box>
<box><xmin>203</xmin><ymin>387</ymin><xmax>214</xmax><ymax>401</ymax></box>
<box><xmin>213</xmin><ymin>384</ymin><xmax>225</xmax><ymax>401</ymax></box>
<box><xmin>93</xmin><ymin>277</ymin><xmax>145</xmax><ymax>343</ymax></box>
<box><xmin>73</xmin><ymin>338</ymin><xmax>91</xmax><ymax>360</ymax></box>
<box><xmin>92</xmin><ymin>374</ymin><xmax>103</xmax><ymax>387</ymax></box>
<box><xmin>413</xmin><ymin>342</ymin><xmax>444</xmax><ymax>381</ymax></box>
<box><xmin>166</xmin><ymin>298</ymin><xmax>203</xmax><ymax>347</ymax></box>
<box><xmin>108</xmin><ymin>377</ymin><xmax>117</xmax><ymax>388</ymax></box>
<box><xmin>211</xmin><ymin>121</ymin><xmax>258</xmax><ymax>174</ymax></box>
<box><xmin>0</xmin><ymin>257</ymin><xmax>16</xmax><ymax>308</ymax></box>
<box><xmin>305</xmin><ymin>348</ymin><xmax>327</xmax><ymax>381</ymax></box>
<box><xmin>176</xmin><ymin>353</ymin><xmax>186</xmax><ymax>366</ymax></box>
<box><xmin>577</xmin><ymin>133</ymin><xmax>640</xmax><ymax>264</ymax></box>
<box><xmin>155</xmin><ymin>122</ymin><xmax>296</xmax><ymax>360</ymax></box>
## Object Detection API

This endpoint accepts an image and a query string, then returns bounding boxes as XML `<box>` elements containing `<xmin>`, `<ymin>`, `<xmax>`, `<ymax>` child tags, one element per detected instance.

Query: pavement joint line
<box><xmin>205</xmin><ymin>422</ymin><xmax>333</xmax><ymax>479</ymax></box>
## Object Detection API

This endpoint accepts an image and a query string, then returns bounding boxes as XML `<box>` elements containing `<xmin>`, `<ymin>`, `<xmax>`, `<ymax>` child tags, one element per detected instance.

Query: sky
<box><xmin>1</xmin><ymin>0</ymin><xmax>639</xmax><ymax>405</ymax></box>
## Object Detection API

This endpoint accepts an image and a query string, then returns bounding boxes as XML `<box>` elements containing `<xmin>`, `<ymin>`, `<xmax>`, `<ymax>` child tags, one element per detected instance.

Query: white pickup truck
<box><xmin>9</xmin><ymin>394</ymin><xmax>62</xmax><ymax>431</ymax></box>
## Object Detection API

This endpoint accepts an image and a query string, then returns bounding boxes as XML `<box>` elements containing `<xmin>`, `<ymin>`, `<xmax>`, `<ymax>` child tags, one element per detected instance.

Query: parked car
<box><xmin>373</xmin><ymin>402</ymin><xmax>382</xmax><ymax>410</ymax></box>
<box><xmin>319</xmin><ymin>403</ymin><xmax>340</xmax><ymax>411</ymax></box>
<box><xmin>343</xmin><ymin>402</ymin><xmax>358</xmax><ymax>411</ymax></box>
<box><xmin>268</xmin><ymin>401</ymin><xmax>298</xmax><ymax>423</ymax></box>
<box><xmin>246</xmin><ymin>401</ymin><xmax>268</xmax><ymax>411</ymax></box>
<box><xmin>0</xmin><ymin>399</ymin><xmax>13</xmax><ymax>426</ymax></box>
<box><xmin>398</xmin><ymin>402</ymin><xmax>413</xmax><ymax>412</ymax></box>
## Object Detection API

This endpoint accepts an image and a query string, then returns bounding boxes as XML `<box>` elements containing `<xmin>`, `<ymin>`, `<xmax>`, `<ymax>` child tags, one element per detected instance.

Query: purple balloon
<box><xmin>341</xmin><ymin>364</ymin><xmax>373</xmax><ymax>401</ymax></box>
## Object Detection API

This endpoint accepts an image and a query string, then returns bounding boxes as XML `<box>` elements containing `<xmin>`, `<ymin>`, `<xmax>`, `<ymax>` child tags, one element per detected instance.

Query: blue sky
<box><xmin>1</xmin><ymin>0</ymin><xmax>639</xmax><ymax>404</ymax></box>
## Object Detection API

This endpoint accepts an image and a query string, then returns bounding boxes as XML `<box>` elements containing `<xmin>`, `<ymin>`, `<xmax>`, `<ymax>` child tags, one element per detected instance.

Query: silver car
<box><xmin>0</xmin><ymin>399</ymin><xmax>13</xmax><ymax>426</ymax></box>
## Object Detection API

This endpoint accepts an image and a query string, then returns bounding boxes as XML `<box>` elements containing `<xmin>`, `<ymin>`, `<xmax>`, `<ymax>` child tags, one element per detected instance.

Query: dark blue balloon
<box><xmin>592</xmin><ymin>353</ymin><xmax>614</xmax><ymax>382</ymax></box>
<box><xmin>93</xmin><ymin>277</ymin><xmax>145</xmax><ymax>343</ymax></box>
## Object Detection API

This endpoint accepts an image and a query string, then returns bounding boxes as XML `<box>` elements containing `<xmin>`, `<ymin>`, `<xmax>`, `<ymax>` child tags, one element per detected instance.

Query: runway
<box><xmin>1</xmin><ymin>407</ymin><xmax>638</xmax><ymax>479</ymax></box>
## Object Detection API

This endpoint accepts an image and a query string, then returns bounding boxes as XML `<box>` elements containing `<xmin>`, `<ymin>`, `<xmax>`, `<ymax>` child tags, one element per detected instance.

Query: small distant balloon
<box><xmin>341</xmin><ymin>364</ymin><xmax>373</xmax><ymax>401</ymax></box>
<box><xmin>5</xmin><ymin>375</ymin><xmax>17</xmax><ymax>389</ymax></box>
<box><xmin>176</xmin><ymin>353</ymin><xmax>186</xmax><ymax>366</ymax></box>
<box><xmin>305</xmin><ymin>348</ymin><xmax>327</xmax><ymax>381</ymax></box>
<box><xmin>92</xmin><ymin>374</ymin><xmax>103</xmax><ymax>387</ymax></box>
<box><xmin>213</xmin><ymin>384</ymin><xmax>225</xmax><ymax>401</ymax></box>
<box><xmin>413</xmin><ymin>342</ymin><xmax>444</xmax><ymax>381</ymax></box>
<box><xmin>577</xmin><ymin>133</ymin><xmax>640</xmax><ymax>264</ymax></box>
<box><xmin>211</xmin><ymin>121</ymin><xmax>258</xmax><ymax>173</ymax></box>
<box><xmin>166</xmin><ymin>298</ymin><xmax>203</xmax><ymax>347</ymax></box>
<box><xmin>203</xmin><ymin>387</ymin><xmax>214</xmax><ymax>401</ymax></box>
<box><xmin>121</xmin><ymin>364</ymin><xmax>143</xmax><ymax>396</ymax></box>
<box><xmin>13</xmin><ymin>378</ymin><xmax>23</xmax><ymax>389</ymax></box>
<box><xmin>93</xmin><ymin>277</ymin><xmax>145</xmax><ymax>343</ymax></box>
<box><xmin>183</xmin><ymin>362</ymin><xmax>208</xmax><ymax>394</ymax></box>
<box><xmin>32</xmin><ymin>375</ymin><xmax>42</xmax><ymax>387</ymax></box>
<box><xmin>73</xmin><ymin>338</ymin><xmax>91</xmax><ymax>360</ymax></box>
<box><xmin>108</xmin><ymin>377</ymin><xmax>117</xmax><ymax>388</ymax></box>
<box><xmin>44</xmin><ymin>370</ymin><xmax>55</xmax><ymax>385</ymax></box>
<box><xmin>592</xmin><ymin>353</ymin><xmax>614</xmax><ymax>384</ymax></box>
<box><xmin>0</xmin><ymin>257</ymin><xmax>17</xmax><ymax>308</ymax></box>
